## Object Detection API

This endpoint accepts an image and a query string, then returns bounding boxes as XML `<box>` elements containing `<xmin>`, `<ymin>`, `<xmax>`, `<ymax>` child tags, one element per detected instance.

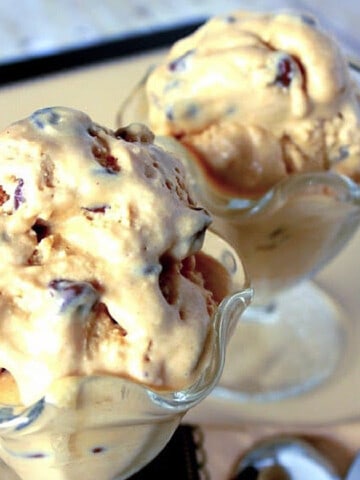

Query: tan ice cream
<box><xmin>142</xmin><ymin>11</ymin><xmax>360</xmax><ymax>303</ymax></box>
<box><xmin>0</xmin><ymin>107</ymin><xmax>244</xmax><ymax>480</ymax></box>
<box><xmin>146</xmin><ymin>10</ymin><xmax>360</xmax><ymax>198</ymax></box>
<box><xmin>0</xmin><ymin>106</ymin><xmax>226</xmax><ymax>406</ymax></box>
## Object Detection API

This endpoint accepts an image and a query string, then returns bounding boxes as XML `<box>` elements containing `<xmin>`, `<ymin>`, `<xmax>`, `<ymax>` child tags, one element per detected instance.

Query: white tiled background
<box><xmin>0</xmin><ymin>0</ymin><xmax>359</xmax><ymax>65</ymax></box>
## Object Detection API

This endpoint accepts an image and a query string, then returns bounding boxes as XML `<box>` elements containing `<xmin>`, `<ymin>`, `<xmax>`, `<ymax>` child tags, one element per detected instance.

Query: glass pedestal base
<box><xmin>214</xmin><ymin>281</ymin><xmax>347</xmax><ymax>402</ymax></box>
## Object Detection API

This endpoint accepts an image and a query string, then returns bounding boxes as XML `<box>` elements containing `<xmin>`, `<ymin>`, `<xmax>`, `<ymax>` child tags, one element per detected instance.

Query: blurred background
<box><xmin>0</xmin><ymin>0</ymin><xmax>358</xmax><ymax>66</ymax></box>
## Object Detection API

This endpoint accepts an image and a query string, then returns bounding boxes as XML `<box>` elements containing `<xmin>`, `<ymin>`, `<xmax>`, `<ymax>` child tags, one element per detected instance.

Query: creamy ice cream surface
<box><xmin>146</xmin><ymin>11</ymin><xmax>360</xmax><ymax>197</ymax></box>
<box><xmin>0</xmin><ymin>106</ymin><xmax>219</xmax><ymax>407</ymax></box>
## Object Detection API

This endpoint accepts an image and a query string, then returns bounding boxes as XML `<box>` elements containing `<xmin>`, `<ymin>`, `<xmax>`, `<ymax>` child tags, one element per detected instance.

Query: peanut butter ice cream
<box><xmin>139</xmin><ymin>11</ymin><xmax>360</xmax><ymax>306</ymax></box>
<box><xmin>146</xmin><ymin>11</ymin><xmax>360</xmax><ymax>198</ymax></box>
<box><xmin>0</xmin><ymin>106</ymin><xmax>228</xmax><ymax>406</ymax></box>
<box><xmin>0</xmin><ymin>107</ymin><xmax>250</xmax><ymax>480</ymax></box>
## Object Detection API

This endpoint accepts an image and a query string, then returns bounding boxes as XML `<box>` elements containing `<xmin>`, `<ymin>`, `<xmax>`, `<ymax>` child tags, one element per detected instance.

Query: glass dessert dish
<box><xmin>0</xmin><ymin>231</ymin><xmax>252</xmax><ymax>480</ymax></box>
<box><xmin>180</xmin><ymin>151</ymin><xmax>360</xmax><ymax>402</ymax></box>
<box><xmin>117</xmin><ymin>65</ymin><xmax>360</xmax><ymax>403</ymax></box>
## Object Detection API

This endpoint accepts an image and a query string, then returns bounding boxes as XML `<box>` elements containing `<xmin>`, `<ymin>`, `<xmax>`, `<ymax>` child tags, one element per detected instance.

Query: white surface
<box><xmin>0</xmin><ymin>0</ymin><xmax>359</xmax><ymax>64</ymax></box>
<box><xmin>0</xmin><ymin>48</ymin><xmax>360</xmax><ymax>428</ymax></box>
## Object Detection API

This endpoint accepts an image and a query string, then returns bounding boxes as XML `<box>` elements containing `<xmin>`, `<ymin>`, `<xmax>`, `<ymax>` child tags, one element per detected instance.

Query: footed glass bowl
<box><xmin>0</xmin><ymin>231</ymin><xmax>252</xmax><ymax>480</ymax></box>
<box><xmin>183</xmin><ymin>153</ymin><xmax>360</xmax><ymax>401</ymax></box>
<box><xmin>155</xmin><ymin>136</ymin><xmax>360</xmax><ymax>402</ymax></box>
<box><xmin>117</xmin><ymin>65</ymin><xmax>360</xmax><ymax>402</ymax></box>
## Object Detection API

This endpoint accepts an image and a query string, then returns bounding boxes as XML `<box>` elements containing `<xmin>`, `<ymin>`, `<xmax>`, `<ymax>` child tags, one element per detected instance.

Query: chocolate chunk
<box><xmin>275</xmin><ymin>57</ymin><xmax>294</xmax><ymax>88</ymax></box>
<box><xmin>31</xmin><ymin>219</ymin><xmax>51</xmax><ymax>243</ymax></box>
<box><xmin>0</xmin><ymin>186</ymin><xmax>10</xmax><ymax>206</ymax></box>
<box><xmin>168</xmin><ymin>49</ymin><xmax>195</xmax><ymax>72</ymax></box>
<box><xmin>14</xmin><ymin>178</ymin><xmax>24</xmax><ymax>210</ymax></box>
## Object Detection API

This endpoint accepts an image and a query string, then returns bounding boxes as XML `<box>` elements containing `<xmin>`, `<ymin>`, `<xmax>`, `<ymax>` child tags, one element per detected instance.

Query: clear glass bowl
<box><xmin>154</xmin><ymin>136</ymin><xmax>360</xmax><ymax>401</ymax></box>
<box><xmin>0</xmin><ymin>231</ymin><xmax>252</xmax><ymax>480</ymax></box>
<box><xmin>117</xmin><ymin>64</ymin><xmax>360</xmax><ymax>402</ymax></box>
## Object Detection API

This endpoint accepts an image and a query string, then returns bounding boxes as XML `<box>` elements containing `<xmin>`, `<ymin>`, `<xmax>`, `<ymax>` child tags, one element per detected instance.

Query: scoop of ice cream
<box><xmin>146</xmin><ymin>11</ymin><xmax>360</xmax><ymax>197</ymax></box>
<box><xmin>0</xmin><ymin>107</ymin><xmax>219</xmax><ymax>406</ymax></box>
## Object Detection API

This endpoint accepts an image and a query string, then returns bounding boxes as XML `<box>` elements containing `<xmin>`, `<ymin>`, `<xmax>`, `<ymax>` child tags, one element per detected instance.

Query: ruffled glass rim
<box><xmin>154</xmin><ymin>134</ymin><xmax>360</xmax><ymax>221</ymax></box>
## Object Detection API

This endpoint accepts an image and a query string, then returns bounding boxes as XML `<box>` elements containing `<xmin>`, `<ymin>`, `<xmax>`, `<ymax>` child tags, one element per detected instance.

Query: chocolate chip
<box><xmin>168</xmin><ymin>49</ymin><xmax>195</xmax><ymax>72</ymax></box>
<box><xmin>275</xmin><ymin>57</ymin><xmax>294</xmax><ymax>88</ymax></box>
<box><xmin>91</xmin><ymin>446</ymin><xmax>106</xmax><ymax>454</ymax></box>
<box><xmin>82</xmin><ymin>205</ymin><xmax>109</xmax><ymax>214</ymax></box>
<box><xmin>31</xmin><ymin>218</ymin><xmax>51</xmax><ymax>243</ymax></box>
<box><xmin>26</xmin><ymin>453</ymin><xmax>46</xmax><ymax>459</ymax></box>
<box><xmin>14</xmin><ymin>178</ymin><xmax>25</xmax><ymax>210</ymax></box>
